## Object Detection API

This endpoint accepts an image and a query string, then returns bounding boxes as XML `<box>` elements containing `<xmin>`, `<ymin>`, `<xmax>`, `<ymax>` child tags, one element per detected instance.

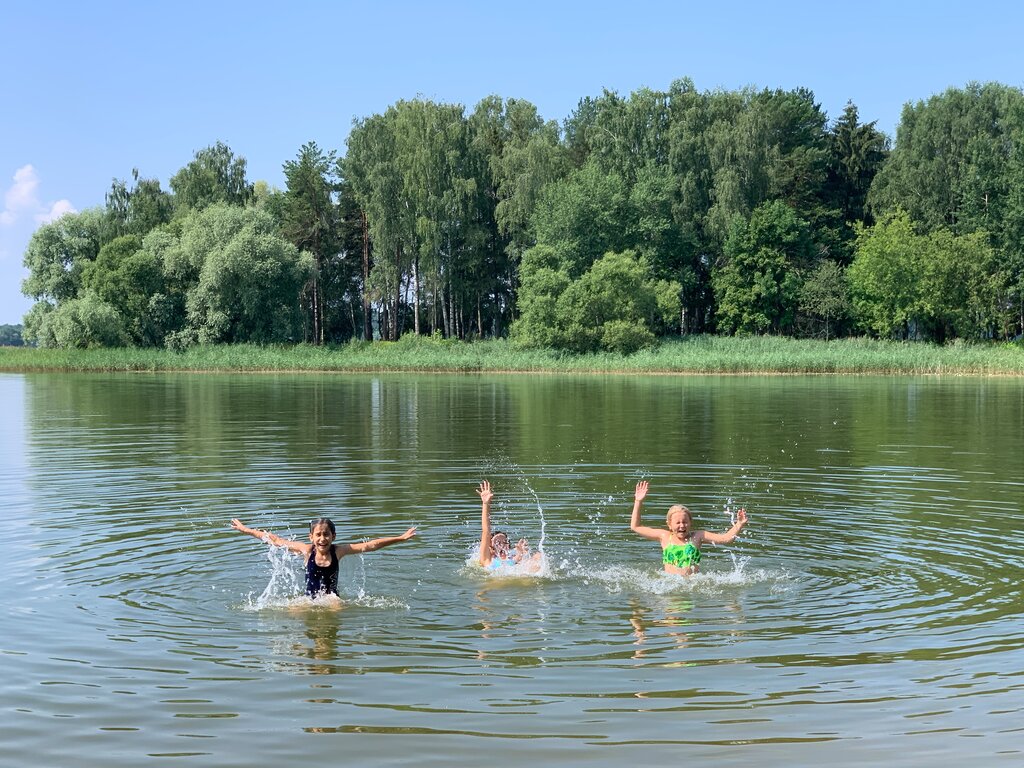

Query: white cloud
<box><xmin>1</xmin><ymin>164</ymin><xmax>75</xmax><ymax>227</ymax></box>
<box><xmin>36</xmin><ymin>199</ymin><xmax>76</xmax><ymax>224</ymax></box>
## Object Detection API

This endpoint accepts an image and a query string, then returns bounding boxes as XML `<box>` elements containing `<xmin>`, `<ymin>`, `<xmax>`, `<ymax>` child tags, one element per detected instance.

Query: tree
<box><xmin>846</xmin><ymin>212</ymin><xmax>921</xmax><ymax>338</ymax></box>
<box><xmin>0</xmin><ymin>324</ymin><xmax>24</xmax><ymax>346</ymax></box>
<box><xmin>25</xmin><ymin>292</ymin><xmax>128</xmax><ymax>348</ymax></box>
<box><xmin>530</xmin><ymin>160</ymin><xmax>632</xmax><ymax>277</ymax></box>
<box><xmin>281</xmin><ymin>141</ymin><xmax>340</xmax><ymax>344</ymax></box>
<box><xmin>81</xmin><ymin>235</ymin><xmax>165</xmax><ymax>345</ymax></box>
<box><xmin>104</xmin><ymin>169</ymin><xmax>174</xmax><ymax>241</ymax></box>
<box><xmin>825</xmin><ymin>102</ymin><xmax>890</xmax><ymax>235</ymax></box>
<box><xmin>170</xmin><ymin>141</ymin><xmax>253</xmax><ymax>213</ymax></box>
<box><xmin>160</xmin><ymin>204</ymin><xmax>313</xmax><ymax>346</ymax></box>
<box><xmin>713</xmin><ymin>201</ymin><xmax>813</xmax><ymax>334</ymax></box>
<box><xmin>799</xmin><ymin>260</ymin><xmax>850</xmax><ymax>339</ymax></box>
<box><xmin>850</xmin><ymin>209</ymin><xmax>1007</xmax><ymax>342</ymax></box>
<box><xmin>22</xmin><ymin>208</ymin><xmax>104</xmax><ymax>303</ymax></box>
<box><xmin>342</xmin><ymin>111</ymin><xmax>410</xmax><ymax>340</ymax></box>
<box><xmin>513</xmin><ymin>248</ymin><xmax>680</xmax><ymax>353</ymax></box>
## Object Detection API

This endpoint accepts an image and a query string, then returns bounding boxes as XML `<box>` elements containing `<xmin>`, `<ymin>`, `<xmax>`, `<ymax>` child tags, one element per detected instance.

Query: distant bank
<box><xmin>2</xmin><ymin>336</ymin><xmax>1022</xmax><ymax>376</ymax></box>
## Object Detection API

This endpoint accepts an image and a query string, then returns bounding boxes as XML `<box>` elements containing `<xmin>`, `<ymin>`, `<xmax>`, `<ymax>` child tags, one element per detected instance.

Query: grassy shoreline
<box><xmin>2</xmin><ymin>336</ymin><xmax>1023</xmax><ymax>376</ymax></box>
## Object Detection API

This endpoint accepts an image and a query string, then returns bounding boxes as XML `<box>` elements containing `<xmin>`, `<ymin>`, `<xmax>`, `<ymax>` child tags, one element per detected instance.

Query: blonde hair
<box><xmin>666</xmin><ymin>505</ymin><xmax>691</xmax><ymax>528</ymax></box>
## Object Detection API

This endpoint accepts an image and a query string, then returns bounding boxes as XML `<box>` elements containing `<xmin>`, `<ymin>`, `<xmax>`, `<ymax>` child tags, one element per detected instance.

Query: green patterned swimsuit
<box><xmin>662</xmin><ymin>541</ymin><xmax>701</xmax><ymax>568</ymax></box>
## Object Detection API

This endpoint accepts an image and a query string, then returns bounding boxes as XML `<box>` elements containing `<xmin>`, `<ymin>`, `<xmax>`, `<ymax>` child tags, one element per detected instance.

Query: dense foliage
<box><xmin>19</xmin><ymin>81</ymin><xmax>1024</xmax><ymax>350</ymax></box>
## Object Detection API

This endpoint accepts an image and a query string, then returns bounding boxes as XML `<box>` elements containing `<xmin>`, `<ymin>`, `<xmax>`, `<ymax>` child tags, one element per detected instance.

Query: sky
<box><xmin>2</xmin><ymin>0</ymin><xmax>1021</xmax><ymax>325</ymax></box>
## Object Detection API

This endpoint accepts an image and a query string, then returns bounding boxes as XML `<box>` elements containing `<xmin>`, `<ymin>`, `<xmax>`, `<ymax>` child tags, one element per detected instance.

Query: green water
<box><xmin>1</xmin><ymin>372</ymin><xmax>1022</xmax><ymax>765</ymax></box>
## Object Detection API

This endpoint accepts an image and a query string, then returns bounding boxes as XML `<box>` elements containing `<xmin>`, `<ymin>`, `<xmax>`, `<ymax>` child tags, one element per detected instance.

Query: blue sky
<box><xmin>2</xmin><ymin>0</ymin><xmax>1020</xmax><ymax>325</ymax></box>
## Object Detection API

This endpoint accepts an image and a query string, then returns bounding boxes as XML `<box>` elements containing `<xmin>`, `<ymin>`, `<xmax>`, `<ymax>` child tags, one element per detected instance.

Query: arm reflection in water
<box><xmin>628</xmin><ymin>599</ymin><xmax>693</xmax><ymax>660</ymax></box>
<box><xmin>297</xmin><ymin>610</ymin><xmax>343</xmax><ymax>676</ymax></box>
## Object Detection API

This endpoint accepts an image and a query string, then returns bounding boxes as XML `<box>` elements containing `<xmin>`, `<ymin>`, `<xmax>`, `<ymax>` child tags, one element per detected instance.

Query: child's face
<box><xmin>491</xmin><ymin>533</ymin><xmax>509</xmax><ymax>557</ymax></box>
<box><xmin>309</xmin><ymin>523</ymin><xmax>336</xmax><ymax>550</ymax></box>
<box><xmin>668</xmin><ymin>511</ymin><xmax>691</xmax><ymax>536</ymax></box>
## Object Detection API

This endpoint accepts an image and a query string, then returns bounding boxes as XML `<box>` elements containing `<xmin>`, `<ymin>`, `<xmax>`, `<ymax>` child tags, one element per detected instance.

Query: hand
<box><xmin>736</xmin><ymin>508</ymin><xmax>748</xmax><ymax>526</ymax></box>
<box><xmin>634</xmin><ymin>480</ymin><xmax>649</xmax><ymax>502</ymax></box>
<box><xmin>230</xmin><ymin>519</ymin><xmax>248</xmax><ymax>533</ymax></box>
<box><xmin>399</xmin><ymin>526</ymin><xmax>417</xmax><ymax>541</ymax></box>
<box><xmin>516</xmin><ymin>538</ymin><xmax>530</xmax><ymax>554</ymax></box>
<box><xmin>476</xmin><ymin>480</ymin><xmax>494</xmax><ymax>505</ymax></box>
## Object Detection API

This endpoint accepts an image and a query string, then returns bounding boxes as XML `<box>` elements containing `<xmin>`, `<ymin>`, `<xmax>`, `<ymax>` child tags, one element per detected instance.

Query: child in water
<box><xmin>629</xmin><ymin>480</ymin><xmax>748</xmax><ymax>575</ymax></box>
<box><xmin>230</xmin><ymin>517</ymin><xmax>416</xmax><ymax>598</ymax></box>
<box><xmin>476</xmin><ymin>480</ymin><xmax>541</xmax><ymax>573</ymax></box>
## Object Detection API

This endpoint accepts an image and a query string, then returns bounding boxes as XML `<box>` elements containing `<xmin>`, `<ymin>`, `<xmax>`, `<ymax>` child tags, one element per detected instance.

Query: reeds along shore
<box><xmin>1</xmin><ymin>336</ymin><xmax>1023</xmax><ymax>375</ymax></box>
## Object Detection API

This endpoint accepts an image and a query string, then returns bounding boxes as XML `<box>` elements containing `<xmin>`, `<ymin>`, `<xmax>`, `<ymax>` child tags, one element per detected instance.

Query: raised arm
<box><xmin>340</xmin><ymin>527</ymin><xmax>417</xmax><ymax>555</ymax></box>
<box><xmin>698</xmin><ymin>508</ymin><xmax>749</xmax><ymax>545</ymax></box>
<box><xmin>230</xmin><ymin>519</ymin><xmax>308</xmax><ymax>555</ymax></box>
<box><xmin>629</xmin><ymin>481</ymin><xmax>665</xmax><ymax>541</ymax></box>
<box><xmin>477</xmin><ymin>480</ymin><xmax>494</xmax><ymax>566</ymax></box>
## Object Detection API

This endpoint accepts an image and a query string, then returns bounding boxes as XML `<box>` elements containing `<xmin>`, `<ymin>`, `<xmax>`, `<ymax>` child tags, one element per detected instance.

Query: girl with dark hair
<box><xmin>230</xmin><ymin>517</ymin><xmax>416</xmax><ymax>597</ymax></box>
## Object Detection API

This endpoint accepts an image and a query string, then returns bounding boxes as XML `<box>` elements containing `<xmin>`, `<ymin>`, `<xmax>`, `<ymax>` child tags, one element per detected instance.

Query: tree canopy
<box><xmin>19</xmin><ymin>80</ymin><xmax>1024</xmax><ymax>349</ymax></box>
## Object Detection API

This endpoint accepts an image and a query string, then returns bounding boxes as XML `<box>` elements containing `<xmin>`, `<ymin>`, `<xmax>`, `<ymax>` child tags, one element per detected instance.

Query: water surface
<box><xmin>2</xmin><ymin>372</ymin><xmax>1022</xmax><ymax>765</ymax></box>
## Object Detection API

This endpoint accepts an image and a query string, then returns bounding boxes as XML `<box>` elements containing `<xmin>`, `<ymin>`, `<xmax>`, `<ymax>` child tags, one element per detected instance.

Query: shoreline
<box><xmin>2</xmin><ymin>336</ymin><xmax>1022</xmax><ymax>376</ymax></box>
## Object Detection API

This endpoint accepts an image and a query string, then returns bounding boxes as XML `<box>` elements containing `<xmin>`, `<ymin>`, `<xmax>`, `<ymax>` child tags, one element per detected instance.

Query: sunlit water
<box><xmin>1</xmin><ymin>372</ymin><xmax>1022</xmax><ymax>765</ymax></box>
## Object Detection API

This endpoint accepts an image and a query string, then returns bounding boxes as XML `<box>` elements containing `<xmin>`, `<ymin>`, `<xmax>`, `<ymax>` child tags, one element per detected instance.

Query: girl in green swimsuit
<box><xmin>628</xmin><ymin>480</ymin><xmax>748</xmax><ymax>575</ymax></box>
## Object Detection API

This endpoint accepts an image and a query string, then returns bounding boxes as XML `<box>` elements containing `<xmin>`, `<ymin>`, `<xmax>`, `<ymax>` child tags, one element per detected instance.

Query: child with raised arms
<box><xmin>230</xmin><ymin>517</ymin><xmax>416</xmax><ymax>598</ymax></box>
<box><xmin>629</xmin><ymin>480</ymin><xmax>748</xmax><ymax>575</ymax></box>
<box><xmin>476</xmin><ymin>480</ymin><xmax>541</xmax><ymax>573</ymax></box>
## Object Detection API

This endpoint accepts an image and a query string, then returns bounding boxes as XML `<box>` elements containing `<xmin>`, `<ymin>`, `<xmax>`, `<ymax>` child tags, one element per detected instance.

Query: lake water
<box><xmin>2</xmin><ymin>372</ymin><xmax>1022</xmax><ymax>766</ymax></box>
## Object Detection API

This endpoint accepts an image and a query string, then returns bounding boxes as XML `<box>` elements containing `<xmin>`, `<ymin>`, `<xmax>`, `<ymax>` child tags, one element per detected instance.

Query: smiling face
<box><xmin>309</xmin><ymin>520</ymin><xmax>337</xmax><ymax>552</ymax></box>
<box><xmin>666</xmin><ymin>505</ymin><xmax>692</xmax><ymax>539</ymax></box>
<box><xmin>490</xmin><ymin>532</ymin><xmax>510</xmax><ymax>558</ymax></box>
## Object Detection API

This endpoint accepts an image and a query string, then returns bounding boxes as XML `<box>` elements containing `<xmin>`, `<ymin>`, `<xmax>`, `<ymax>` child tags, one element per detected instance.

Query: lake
<box><xmin>1</xmin><ymin>372</ymin><xmax>1022</xmax><ymax>766</ymax></box>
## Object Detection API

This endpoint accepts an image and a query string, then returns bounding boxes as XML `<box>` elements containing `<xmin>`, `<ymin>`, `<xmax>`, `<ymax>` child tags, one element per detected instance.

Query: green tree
<box><xmin>81</xmin><ymin>234</ymin><xmax>166</xmax><ymax>345</ymax></box>
<box><xmin>851</xmin><ymin>209</ymin><xmax>1007</xmax><ymax>342</ymax></box>
<box><xmin>510</xmin><ymin>244</ymin><xmax>572</xmax><ymax>348</ymax></box>
<box><xmin>170</xmin><ymin>141</ymin><xmax>253</xmax><ymax>213</ymax></box>
<box><xmin>713</xmin><ymin>200</ymin><xmax>813</xmax><ymax>334</ymax></box>
<box><xmin>281</xmin><ymin>141</ymin><xmax>340</xmax><ymax>344</ymax></box>
<box><xmin>25</xmin><ymin>291</ymin><xmax>128</xmax><ymax>348</ymax></box>
<box><xmin>799</xmin><ymin>260</ymin><xmax>850</xmax><ymax>339</ymax></box>
<box><xmin>342</xmin><ymin>111</ymin><xmax>410</xmax><ymax>340</ymax></box>
<box><xmin>825</xmin><ymin>102</ymin><xmax>889</xmax><ymax>235</ymax></box>
<box><xmin>104</xmin><ymin>169</ymin><xmax>174</xmax><ymax>241</ymax></box>
<box><xmin>0</xmin><ymin>324</ymin><xmax>24</xmax><ymax>346</ymax></box>
<box><xmin>530</xmin><ymin>160</ymin><xmax>631</xmax><ymax>276</ymax></box>
<box><xmin>22</xmin><ymin>208</ymin><xmax>104</xmax><ymax>303</ymax></box>
<box><xmin>160</xmin><ymin>204</ymin><xmax>313</xmax><ymax>346</ymax></box>
<box><xmin>513</xmin><ymin>248</ymin><xmax>679</xmax><ymax>353</ymax></box>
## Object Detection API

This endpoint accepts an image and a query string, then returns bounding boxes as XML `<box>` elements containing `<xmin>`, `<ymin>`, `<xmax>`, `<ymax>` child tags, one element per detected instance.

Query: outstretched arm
<box><xmin>230</xmin><ymin>519</ymin><xmax>308</xmax><ymax>555</ymax></box>
<box><xmin>340</xmin><ymin>527</ymin><xmax>417</xmax><ymax>555</ymax></box>
<box><xmin>629</xmin><ymin>481</ymin><xmax>665</xmax><ymax>541</ymax></box>
<box><xmin>699</xmin><ymin>508</ymin><xmax>748</xmax><ymax>545</ymax></box>
<box><xmin>477</xmin><ymin>480</ymin><xmax>494</xmax><ymax>566</ymax></box>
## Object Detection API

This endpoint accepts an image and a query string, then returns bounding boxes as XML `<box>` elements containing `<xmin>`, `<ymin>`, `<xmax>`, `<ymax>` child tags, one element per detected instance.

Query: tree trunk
<box><xmin>312</xmin><ymin>256</ymin><xmax>322</xmax><ymax>345</ymax></box>
<box><xmin>413</xmin><ymin>257</ymin><xmax>420</xmax><ymax>335</ymax></box>
<box><xmin>361</xmin><ymin>210</ymin><xmax>372</xmax><ymax>341</ymax></box>
<box><xmin>392</xmin><ymin>243</ymin><xmax>401</xmax><ymax>340</ymax></box>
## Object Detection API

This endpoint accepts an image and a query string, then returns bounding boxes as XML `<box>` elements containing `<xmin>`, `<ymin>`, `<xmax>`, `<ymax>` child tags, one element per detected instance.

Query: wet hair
<box><xmin>309</xmin><ymin>517</ymin><xmax>336</xmax><ymax>536</ymax></box>
<box><xmin>665</xmin><ymin>505</ymin><xmax>692</xmax><ymax>528</ymax></box>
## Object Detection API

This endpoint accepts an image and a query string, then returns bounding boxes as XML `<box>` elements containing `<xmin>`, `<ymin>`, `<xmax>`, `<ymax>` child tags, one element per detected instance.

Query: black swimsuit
<box><xmin>305</xmin><ymin>546</ymin><xmax>339</xmax><ymax>597</ymax></box>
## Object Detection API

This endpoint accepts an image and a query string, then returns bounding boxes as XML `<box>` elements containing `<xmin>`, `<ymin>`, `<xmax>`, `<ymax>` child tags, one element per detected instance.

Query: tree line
<box><xmin>20</xmin><ymin>79</ymin><xmax>1024</xmax><ymax>351</ymax></box>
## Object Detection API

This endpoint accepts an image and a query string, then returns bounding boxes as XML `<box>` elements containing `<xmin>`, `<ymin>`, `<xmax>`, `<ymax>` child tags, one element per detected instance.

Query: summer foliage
<box><xmin>19</xmin><ymin>81</ymin><xmax>1024</xmax><ymax>350</ymax></box>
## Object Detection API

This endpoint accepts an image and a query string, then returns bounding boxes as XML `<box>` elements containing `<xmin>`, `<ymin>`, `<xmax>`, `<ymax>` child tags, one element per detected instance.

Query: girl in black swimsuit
<box><xmin>231</xmin><ymin>517</ymin><xmax>417</xmax><ymax>598</ymax></box>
